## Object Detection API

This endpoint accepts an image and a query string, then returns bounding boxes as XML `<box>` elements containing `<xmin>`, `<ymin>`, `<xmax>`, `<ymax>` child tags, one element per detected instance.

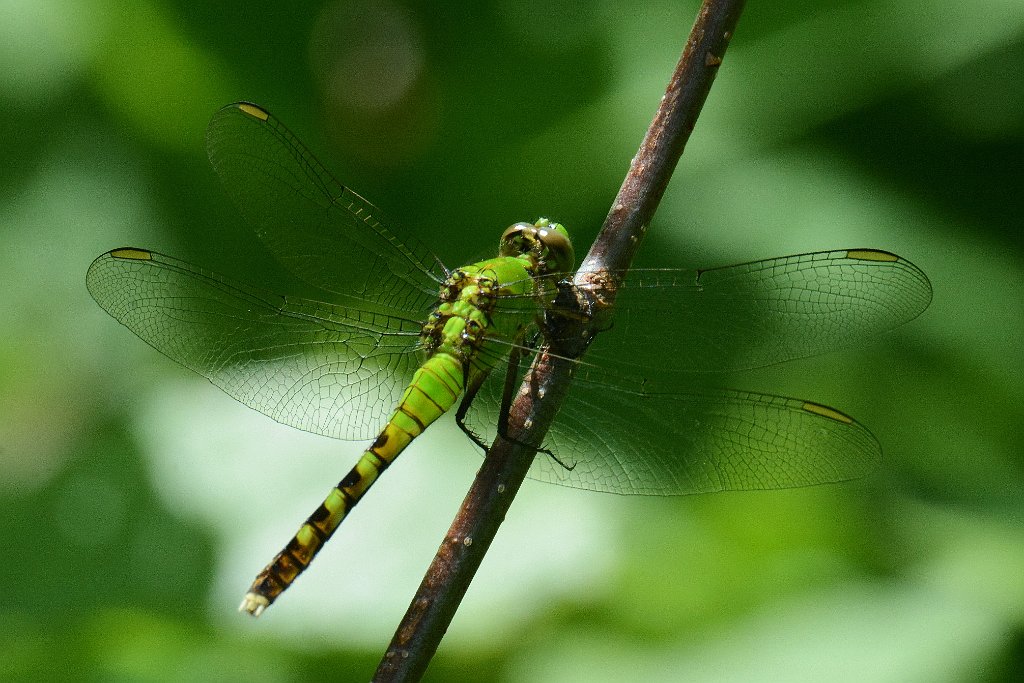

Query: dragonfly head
<box><xmin>500</xmin><ymin>218</ymin><xmax>574</xmax><ymax>276</ymax></box>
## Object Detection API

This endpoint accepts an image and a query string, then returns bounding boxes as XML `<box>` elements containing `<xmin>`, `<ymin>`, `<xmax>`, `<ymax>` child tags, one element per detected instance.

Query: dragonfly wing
<box><xmin>87</xmin><ymin>248</ymin><xmax>425</xmax><ymax>441</ymax></box>
<box><xmin>579</xmin><ymin>249</ymin><xmax>932</xmax><ymax>373</ymax></box>
<box><xmin>206</xmin><ymin>102</ymin><xmax>445</xmax><ymax>308</ymax></box>
<box><xmin>532</xmin><ymin>369</ymin><xmax>880</xmax><ymax>494</ymax></box>
<box><xmin>461</xmin><ymin>356</ymin><xmax>878</xmax><ymax>494</ymax></box>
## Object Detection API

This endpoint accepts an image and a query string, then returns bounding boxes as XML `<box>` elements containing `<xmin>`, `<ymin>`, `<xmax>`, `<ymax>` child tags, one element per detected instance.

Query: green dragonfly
<box><xmin>86</xmin><ymin>102</ymin><xmax>932</xmax><ymax>617</ymax></box>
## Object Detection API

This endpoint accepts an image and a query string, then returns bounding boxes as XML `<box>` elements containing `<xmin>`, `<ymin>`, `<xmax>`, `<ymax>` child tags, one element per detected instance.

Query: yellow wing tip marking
<box><xmin>239</xmin><ymin>593</ymin><xmax>269</xmax><ymax>617</ymax></box>
<box><xmin>802</xmin><ymin>401</ymin><xmax>854</xmax><ymax>424</ymax></box>
<box><xmin>846</xmin><ymin>249</ymin><xmax>899</xmax><ymax>263</ymax></box>
<box><xmin>109</xmin><ymin>248</ymin><xmax>153</xmax><ymax>261</ymax></box>
<box><xmin>237</xmin><ymin>103</ymin><xmax>270</xmax><ymax>121</ymax></box>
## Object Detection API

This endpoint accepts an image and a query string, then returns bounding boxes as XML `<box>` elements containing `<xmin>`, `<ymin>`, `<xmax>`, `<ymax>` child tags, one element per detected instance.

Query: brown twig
<box><xmin>373</xmin><ymin>1</ymin><xmax>746</xmax><ymax>680</ymax></box>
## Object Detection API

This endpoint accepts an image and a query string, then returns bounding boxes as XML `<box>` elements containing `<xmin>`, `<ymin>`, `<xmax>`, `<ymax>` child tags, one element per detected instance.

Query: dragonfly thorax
<box><xmin>420</xmin><ymin>268</ymin><xmax>501</xmax><ymax>361</ymax></box>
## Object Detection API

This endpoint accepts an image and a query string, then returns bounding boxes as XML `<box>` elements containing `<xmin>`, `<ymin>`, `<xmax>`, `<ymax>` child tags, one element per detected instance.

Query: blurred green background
<box><xmin>2</xmin><ymin>0</ymin><xmax>1022</xmax><ymax>681</ymax></box>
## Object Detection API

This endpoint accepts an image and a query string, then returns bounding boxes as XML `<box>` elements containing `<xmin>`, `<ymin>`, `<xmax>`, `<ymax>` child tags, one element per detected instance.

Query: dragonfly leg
<box><xmin>491</xmin><ymin>340</ymin><xmax>573</xmax><ymax>468</ymax></box>
<box><xmin>454</xmin><ymin>335</ymin><xmax>573</xmax><ymax>471</ymax></box>
<box><xmin>494</xmin><ymin>340</ymin><xmax>525</xmax><ymax>442</ymax></box>
<box><xmin>455</xmin><ymin>367</ymin><xmax>492</xmax><ymax>452</ymax></box>
<box><xmin>453</xmin><ymin>340</ymin><xmax>551</xmax><ymax>458</ymax></box>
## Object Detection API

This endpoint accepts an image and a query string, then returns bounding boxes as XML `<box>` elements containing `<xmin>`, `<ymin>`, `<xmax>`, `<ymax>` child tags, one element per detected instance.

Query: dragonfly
<box><xmin>87</xmin><ymin>102</ymin><xmax>932</xmax><ymax>617</ymax></box>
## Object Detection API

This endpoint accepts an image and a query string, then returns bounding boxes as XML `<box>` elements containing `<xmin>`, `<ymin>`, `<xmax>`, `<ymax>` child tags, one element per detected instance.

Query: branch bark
<box><xmin>374</xmin><ymin>2</ymin><xmax>746</xmax><ymax>680</ymax></box>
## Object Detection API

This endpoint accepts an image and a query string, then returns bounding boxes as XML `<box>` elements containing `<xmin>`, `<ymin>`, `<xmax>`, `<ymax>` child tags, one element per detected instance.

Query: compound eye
<box><xmin>499</xmin><ymin>222</ymin><xmax>537</xmax><ymax>257</ymax></box>
<box><xmin>536</xmin><ymin>222</ymin><xmax>574</xmax><ymax>274</ymax></box>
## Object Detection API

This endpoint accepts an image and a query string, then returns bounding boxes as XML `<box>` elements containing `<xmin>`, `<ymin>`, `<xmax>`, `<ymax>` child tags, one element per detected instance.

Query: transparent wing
<box><xmin>537</xmin><ymin>368</ymin><xmax>879</xmax><ymax>494</ymax></box>
<box><xmin>535</xmin><ymin>249</ymin><xmax>932</xmax><ymax>373</ymax></box>
<box><xmin>468</xmin><ymin>247</ymin><xmax>929</xmax><ymax>493</ymax></box>
<box><xmin>463</xmin><ymin>359</ymin><xmax>879</xmax><ymax>495</ymax></box>
<box><xmin>86</xmin><ymin>248</ymin><xmax>426</xmax><ymax>441</ymax></box>
<box><xmin>205</xmin><ymin>102</ymin><xmax>446</xmax><ymax>308</ymax></box>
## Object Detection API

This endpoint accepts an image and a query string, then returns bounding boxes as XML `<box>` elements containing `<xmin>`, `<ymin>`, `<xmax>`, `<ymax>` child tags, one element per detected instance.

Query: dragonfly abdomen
<box><xmin>240</xmin><ymin>353</ymin><xmax>465</xmax><ymax>615</ymax></box>
<box><xmin>240</xmin><ymin>237</ymin><xmax>566</xmax><ymax>615</ymax></box>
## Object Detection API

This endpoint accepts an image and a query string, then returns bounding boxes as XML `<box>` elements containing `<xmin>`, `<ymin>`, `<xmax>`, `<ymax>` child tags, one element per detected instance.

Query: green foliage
<box><xmin>1</xmin><ymin>0</ymin><xmax>1021</xmax><ymax>681</ymax></box>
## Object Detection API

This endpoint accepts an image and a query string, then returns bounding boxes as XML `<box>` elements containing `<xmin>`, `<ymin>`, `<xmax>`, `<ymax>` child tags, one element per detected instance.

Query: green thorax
<box><xmin>419</xmin><ymin>219</ymin><xmax>574</xmax><ymax>365</ymax></box>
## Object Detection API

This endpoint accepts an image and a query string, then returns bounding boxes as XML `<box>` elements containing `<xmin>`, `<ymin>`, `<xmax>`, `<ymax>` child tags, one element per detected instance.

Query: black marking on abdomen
<box><xmin>339</xmin><ymin>468</ymin><xmax>361</xmax><ymax>489</ymax></box>
<box><xmin>366</xmin><ymin>449</ymin><xmax>389</xmax><ymax>471</ymax></box>
<box><xmin>282</xmin><ymin>539</ymin><xmax>312</xmax><ymax>568</ymax></box>
<box><xmin>305</xmin><ymin>507</ymin><xmax>332</xmax><ymax>538</ymax></box>
<box><xmin>254</xmin><ymin>572</ymin><xmax>284</xmax><ymax>598</ymax></box>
